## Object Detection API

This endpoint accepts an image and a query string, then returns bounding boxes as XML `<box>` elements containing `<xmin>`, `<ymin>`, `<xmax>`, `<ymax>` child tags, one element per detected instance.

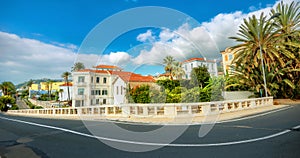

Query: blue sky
<box><xmin>0</xmin><ymin>0</ymin><xmax>291</xmax><ymax>84</ymax></box>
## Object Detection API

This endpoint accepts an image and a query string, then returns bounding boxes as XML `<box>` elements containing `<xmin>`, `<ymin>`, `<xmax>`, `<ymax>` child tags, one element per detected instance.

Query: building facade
<box><xmin>221</xmin><ymin>48</ymin><xmax>235</xmax><ymax>75</ymax></box>
<box><xmin>181</xmin><ymin>58</ymin><xmax>218</xmax><ymax>79</ymax></box>
<box><xmin>72</xmin><ymin>65</ymin><xmax>155</xmax><ymax>107</ymax></box>
<box><xmin>58</xmin><ymin>83</ymin><xmax>73</xmax><ymax>101</ymax></box>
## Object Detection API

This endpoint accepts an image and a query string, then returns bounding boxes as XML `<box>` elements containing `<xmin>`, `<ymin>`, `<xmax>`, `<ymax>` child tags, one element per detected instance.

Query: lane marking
<box><xmin>0</xmin><ymin>115</ymin><xmax>299</xmax><ymax>147</ymax></box>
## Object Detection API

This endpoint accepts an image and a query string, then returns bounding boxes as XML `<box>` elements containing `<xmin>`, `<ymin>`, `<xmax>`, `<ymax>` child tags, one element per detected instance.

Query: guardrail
<box><xmin>8</xmin><ymin>97</ymin><xmax>273</xmax><ymax>118</ymax></box>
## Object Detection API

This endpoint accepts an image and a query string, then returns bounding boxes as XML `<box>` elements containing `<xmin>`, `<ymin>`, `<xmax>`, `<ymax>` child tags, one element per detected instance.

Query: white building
<box><xmin>182</xmin><ymin>58</ymin><xmax>218</xmax><ymax>79</ymax></box>
<box><xmin>72</xmin><ymin>65</ymin><xmax>155</xmax><ymax>107</ymax></box>
<box><xmin>58</xmin><ymin>83</ymin><xmax>73</xmax><ymax>101</ymax></box>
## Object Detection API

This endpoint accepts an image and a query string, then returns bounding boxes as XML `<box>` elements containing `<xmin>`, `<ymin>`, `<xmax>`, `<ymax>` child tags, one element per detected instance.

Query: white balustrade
<box><xmin>7</xmin><ymin>97</ymin><xmax>273</xmax><ymax>118</ymax></box>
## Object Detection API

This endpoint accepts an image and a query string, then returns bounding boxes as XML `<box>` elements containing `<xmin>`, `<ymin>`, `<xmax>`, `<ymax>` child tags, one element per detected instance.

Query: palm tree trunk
<box><xmin>67</xmin><ymin>80</ymin><xmax>70</xmax><ymax>101</ymax></box>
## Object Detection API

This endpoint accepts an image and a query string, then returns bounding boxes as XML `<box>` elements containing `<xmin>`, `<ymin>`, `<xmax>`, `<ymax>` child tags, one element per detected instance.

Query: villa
<box><xmin>72</xmin><ymin>65</ymin><xmax>155</xmax><ymax>107</ymax></box>
<box><xmin>181</xmin><ymin>57</ymin><xmax>218</xmax><ymax>79</ymax></box>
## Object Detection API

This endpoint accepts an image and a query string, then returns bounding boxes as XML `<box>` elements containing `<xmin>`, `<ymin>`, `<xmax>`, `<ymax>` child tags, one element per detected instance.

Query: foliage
<box><xmin>0</xmin><ymin>96</ymin><xmax>18</xmax><ymax>111</ymax></box>
<box><xmin>0</xmin><ymin>81</ymin><xmax>16</xmax><ymax>96</ymax></box>
<box><xmin>190</xmin><ymin>66</ymin><xmax>210</xmax><ymax>88</ymax></box>
<box><xmin>127</xmin><ymin>85</ymin><xmax>151</xmax><ymax>103</ymax></box>
<box><xmin>156</xmin><ymin>79</ymin><xmax>180</xmax><ymax>91</ymax></box>
<box><xmin>229</xmin><ymin>1</ymin><xmax>300</xmax><ymax>99</ymax></box>
<box><xmin>72</xmin><ymin>62</ymin><xmax>85</xmax><ymax>72</ymax></box>
<box><xmin>61</xmin><ymin>71</ymin><xmax>71</xmax><ymax>101</ymax></box>
<box><xmin>163</xmin><ymin>56</ymin><xmax>175</xmax><ymax>74</ymax></box>
<box><xmin>162</xmin><ymin>56</ymin><xmax>185</xmax><ymax>80</ymax></box>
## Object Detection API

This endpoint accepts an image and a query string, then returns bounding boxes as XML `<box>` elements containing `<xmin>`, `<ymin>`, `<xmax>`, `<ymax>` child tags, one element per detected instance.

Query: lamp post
<box><xmin>258</xmin><ymin>13</ymin><xmax>280</xmax><ymax>97</ymax></box>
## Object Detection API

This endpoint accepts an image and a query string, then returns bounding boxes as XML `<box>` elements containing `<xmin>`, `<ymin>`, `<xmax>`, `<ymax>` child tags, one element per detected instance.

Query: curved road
<box><xmin>0</xmin><ymin>105</ymin><xmax>299</xmax><ymax>158</ymax></box>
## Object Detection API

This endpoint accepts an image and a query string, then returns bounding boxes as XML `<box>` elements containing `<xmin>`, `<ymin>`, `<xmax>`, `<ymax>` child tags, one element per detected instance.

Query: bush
<box><xmin>0</xmin><ymin>96</ymin><xmax>18</xmax><ymax>112</ymax></box>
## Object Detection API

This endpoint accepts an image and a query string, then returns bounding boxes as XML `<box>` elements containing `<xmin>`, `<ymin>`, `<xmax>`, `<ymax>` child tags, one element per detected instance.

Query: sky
<box><xmin>0</xmin><ymin>0</ymin><xmax>295</xmax><ymax>84</ymax></box>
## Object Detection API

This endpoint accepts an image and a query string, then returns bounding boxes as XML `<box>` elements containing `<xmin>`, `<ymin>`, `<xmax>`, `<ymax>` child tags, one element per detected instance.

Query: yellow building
<box><xmin>29</xmin><ymin>81</ymin><xmax>72</xmax><ymax>91</ymax></box>
<box><xmin>221</xmin><ymin>47</ymin><xmax>236</xmax><ymax>75</ymax></box>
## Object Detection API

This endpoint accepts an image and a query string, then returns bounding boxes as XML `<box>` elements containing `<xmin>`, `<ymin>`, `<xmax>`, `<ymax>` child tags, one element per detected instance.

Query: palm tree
<box><xmin>171</xmin><ymin>61</ymin><xmax>185</xmax><ymax>80</ymax></box>
<box><xmin>229</xmin><ymin>2</ymin><xmax>300</xmax><ymax>98</ymax></box>
<box><xmin>62</xmin><ymin>71</ymin><xmax>71</xmax><ymax>101</ymax></box>
<box><xmin>0</xmin><ymin>81</ymin><xmax>16</xmax><ymax>96</ymax></box>
<box><xmin>46</xmin><ymin>80</ymin><xmax>53</xmax><ymax>100</ymax></box>
<box><xmin>71</xmin><ymin>62</ymin><xmax>85</xmax><ymax>72</ymax></box>
<box><xmin>163</xmin><ymin>56</ymin><xmax>175</xmax><ymax>74</ymax></box>
<box><xmin>270</xmin><ymin>1</ymin><xmax>300</xmax><ymax>98</ymax></box>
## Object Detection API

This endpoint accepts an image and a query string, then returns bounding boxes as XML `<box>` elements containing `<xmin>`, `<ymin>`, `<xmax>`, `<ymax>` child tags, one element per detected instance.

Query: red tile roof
<box><xmin>76</xmin><ymin>69</ymin><xmax>111</xmax><ymax>74</ymax></box>
<box><xmin>183</xmin><ymin>58</ymin><xmax>205</xmax><ymax>63</ymax></box>
<box><xmin>59</xmin><ymin>83</ymin><xmax>73</xmax><ymax>86</ymax></box>
<box><xmin>112</xmin><ymin>71</ymin><xmax>155</xmax><ymax>82</ymax></box>
<box><xmin>93</xmin><ymin>65</ymin><xmax>121</xmax><ymax>70</ymax></box>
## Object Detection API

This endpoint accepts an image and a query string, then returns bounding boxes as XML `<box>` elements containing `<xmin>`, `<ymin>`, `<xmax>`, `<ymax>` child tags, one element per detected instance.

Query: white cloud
<box><xmin>136</xmin><ymin>30</ymin><xmax>155</xmax><ymax>43</ymax></box>
<box><xmin>0</xmin><ymin>31</ymin><xmax>80</xmax><ymax>84</ymax></box>
<box><xmin>132</xmin><ymin>0</ymin><xmax>294</xmax><ymax>66</ymax></box>
<box><xmin>100</xmin><ymin>51</ymin><xmax>132</xmax><ymax>66</ymax></box>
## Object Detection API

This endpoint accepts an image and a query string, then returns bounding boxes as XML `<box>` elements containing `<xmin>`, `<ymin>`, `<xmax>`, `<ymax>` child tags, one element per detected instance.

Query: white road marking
<box><xmin>0</xmin><ymin>115</ymin><xmax>298</xmax><ymax>147</ymax></box>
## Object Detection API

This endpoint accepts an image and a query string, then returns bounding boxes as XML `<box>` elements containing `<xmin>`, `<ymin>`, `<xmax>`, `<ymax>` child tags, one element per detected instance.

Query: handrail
<box><xmin>7</xmin><ymin>97</ymin><xmax>273</xmax><ymax>118</ymax></box>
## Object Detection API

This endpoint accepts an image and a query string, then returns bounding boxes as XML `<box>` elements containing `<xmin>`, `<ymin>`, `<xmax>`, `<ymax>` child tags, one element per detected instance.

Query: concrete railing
<box><xmin>8</xmin><ymin>97</ymin><xmax>273</xmax><ymax>118</ymax></box>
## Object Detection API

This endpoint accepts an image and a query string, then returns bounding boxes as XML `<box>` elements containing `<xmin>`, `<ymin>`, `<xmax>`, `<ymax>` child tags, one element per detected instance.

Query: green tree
<box><xmin>0</xmin><ymin>96</ymin><xmax>18</xmax><ymax>111</ymax></box>
<box><xmin>163</xmin><ymin>56</ymin><xmax>175</xmax><ymax>79</ymax></box>
<box><xmin>190</xmin><ymin>66</ymin><xmax>210</xmax><ymax>88</ymax></box>
<box><xmin>229</xmin><ymin>2</ymin><xmax>300</xmax><ymax>98</ymax></box>
<box><xmin>46</xmin><ymin>79</ymin><xmax>53</xmax><ymax>100</ymax></box>
<box><xmin>128</xmin><ymin>85</ymin><xmax>151</xmax><ymax>103</ymax></box>
<box><xmin>171</xmin><ymin>61</ymin><xmax>185</xmax><ymax>80</ymax></box>
<box><xmin>72</xmin><ymin>62</ymin><xmax>85</xmax><ymax>72</ymax></box>
<box><xmin>270</xmin><ymin>1</ymin><xmax>300</xmax><ymax>98</ymax></box>
<box><xmin>0</xmin><ymin>81</ymin><xmax>16</xmax><ymax>96</ymax></box>
<box><xmin>61</xmin><ymin>71</ymin><xmax>71</xmax><ymax>101</ymax></box>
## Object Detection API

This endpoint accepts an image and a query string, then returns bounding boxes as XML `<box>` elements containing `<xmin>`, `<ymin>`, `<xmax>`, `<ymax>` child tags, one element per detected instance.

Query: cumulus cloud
<box><xmin>99</xmin><ymin>51</ymin><xmax>132</xmax><ymax>66</ymax></box>
<box><xmin>131</xmin><ymin>0</ymin><xmax>294</xmax><ymax>66</ymax></box>
<box><xmin>0</xmin><ymin>31</ymin><xmax>80</xmax><ymax>84</ymax></box>
<box><xmin>136</xmin><ymin>30</ymin><xmax>155</xmax><ymax>43</ymax></box>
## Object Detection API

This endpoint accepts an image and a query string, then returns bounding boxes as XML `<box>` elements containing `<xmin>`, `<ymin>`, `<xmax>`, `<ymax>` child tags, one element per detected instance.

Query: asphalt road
<box><xmin>0</xmin><ymin>105</ymin><xmax>299</xmax><ymax>158</ymax></box>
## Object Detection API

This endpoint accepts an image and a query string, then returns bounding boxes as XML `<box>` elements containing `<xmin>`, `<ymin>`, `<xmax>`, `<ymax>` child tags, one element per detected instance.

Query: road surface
<box><xmin>0</xmin><ymin>105</ymin><xmax>299</xmax><ymax>158</ymax></box>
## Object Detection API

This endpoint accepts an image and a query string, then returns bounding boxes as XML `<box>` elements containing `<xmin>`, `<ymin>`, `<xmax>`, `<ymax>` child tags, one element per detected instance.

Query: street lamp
<box><xmin>258</xmin><ymin>13</ymin><xmax>281</xmax><ymax>97</ymax></box>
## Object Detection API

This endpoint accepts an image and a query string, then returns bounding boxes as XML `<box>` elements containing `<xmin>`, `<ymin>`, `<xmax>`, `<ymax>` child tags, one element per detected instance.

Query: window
<box><xmin>78</xmin><ymin>88</ymin><xmax>84</xmax><ymax>95</ymax></box>
<box><xmin>75</xmin><ymin>100</ymin><xmax>81</xmax><ymax>107</ymax></box>
<box><xmin>103</xmin><ymin>99</ymin><xmax>107</xmax><ymax>105</ymax></box>
<box><xmin>121</xmin><ymin>86</ymin><xmax>123</xmax><ymax>95</ymax></box>
<box><xmin>185</xmin><ymin>65</ymin><xmax>187</xmax><ymax>71</ymax></box>
<box><xmin>229</xmin><ymin>54</ymin><xmax>233</xmax><ymax>60</ymax></box>
<box><xmin>96</xmin><ymin>77</ymin><xmax>100</xmax><ymax>83</ymax></box>
<box><xmin>78</xmin><ymin>76</ymin><xmax>85</xmax><ymax>83</ymax></box>
<box><xmin>90</xmin><ymin>99</ymin><xmax>93</xmax><ymax>105</ymax></box>
<box><xmin>103</xmin><ymin>77</ymin><xmax>107</xmax><ymax>84</ymax></box>
<box><xmin>191</xmin><ymin>63</ymin><xmax>193</xmax><ymax>68</ymax></box>
<box><xmin>225</xmin><ymin>55</ymin><xmax>228</xmax><ymax>61</ymax></box>
<box><xmin>186</xmin><ymin>74</ymin><xmax>188</xmax><ymax>79</ymax></box>
<box><xmin>91</xmin><ymin>77</ymin><xmax>93</xmax><ymax>83</ymax></box>
<box><xmin>91</xmin><ymin>90</ymin><xmax>95</xmax><ymax>95</ymax></box>
<box><xmin>116</xmin><ymin>86</ymin><xmax>119</xmax><ymax>95</ymax></box>
<box><xmin>96</xmin><ymin>99</ymin><xmax>99</xmax><ymax>104</ymax></box>
<box><xmin>102</xmin><ymin>90</ymin><xmax>108</xmax><ymax>95</ymax></box>
<box><xmin>96</xmin><ymin>90</ymin><xmax>101</xmax><ymax>95</ymax></box>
